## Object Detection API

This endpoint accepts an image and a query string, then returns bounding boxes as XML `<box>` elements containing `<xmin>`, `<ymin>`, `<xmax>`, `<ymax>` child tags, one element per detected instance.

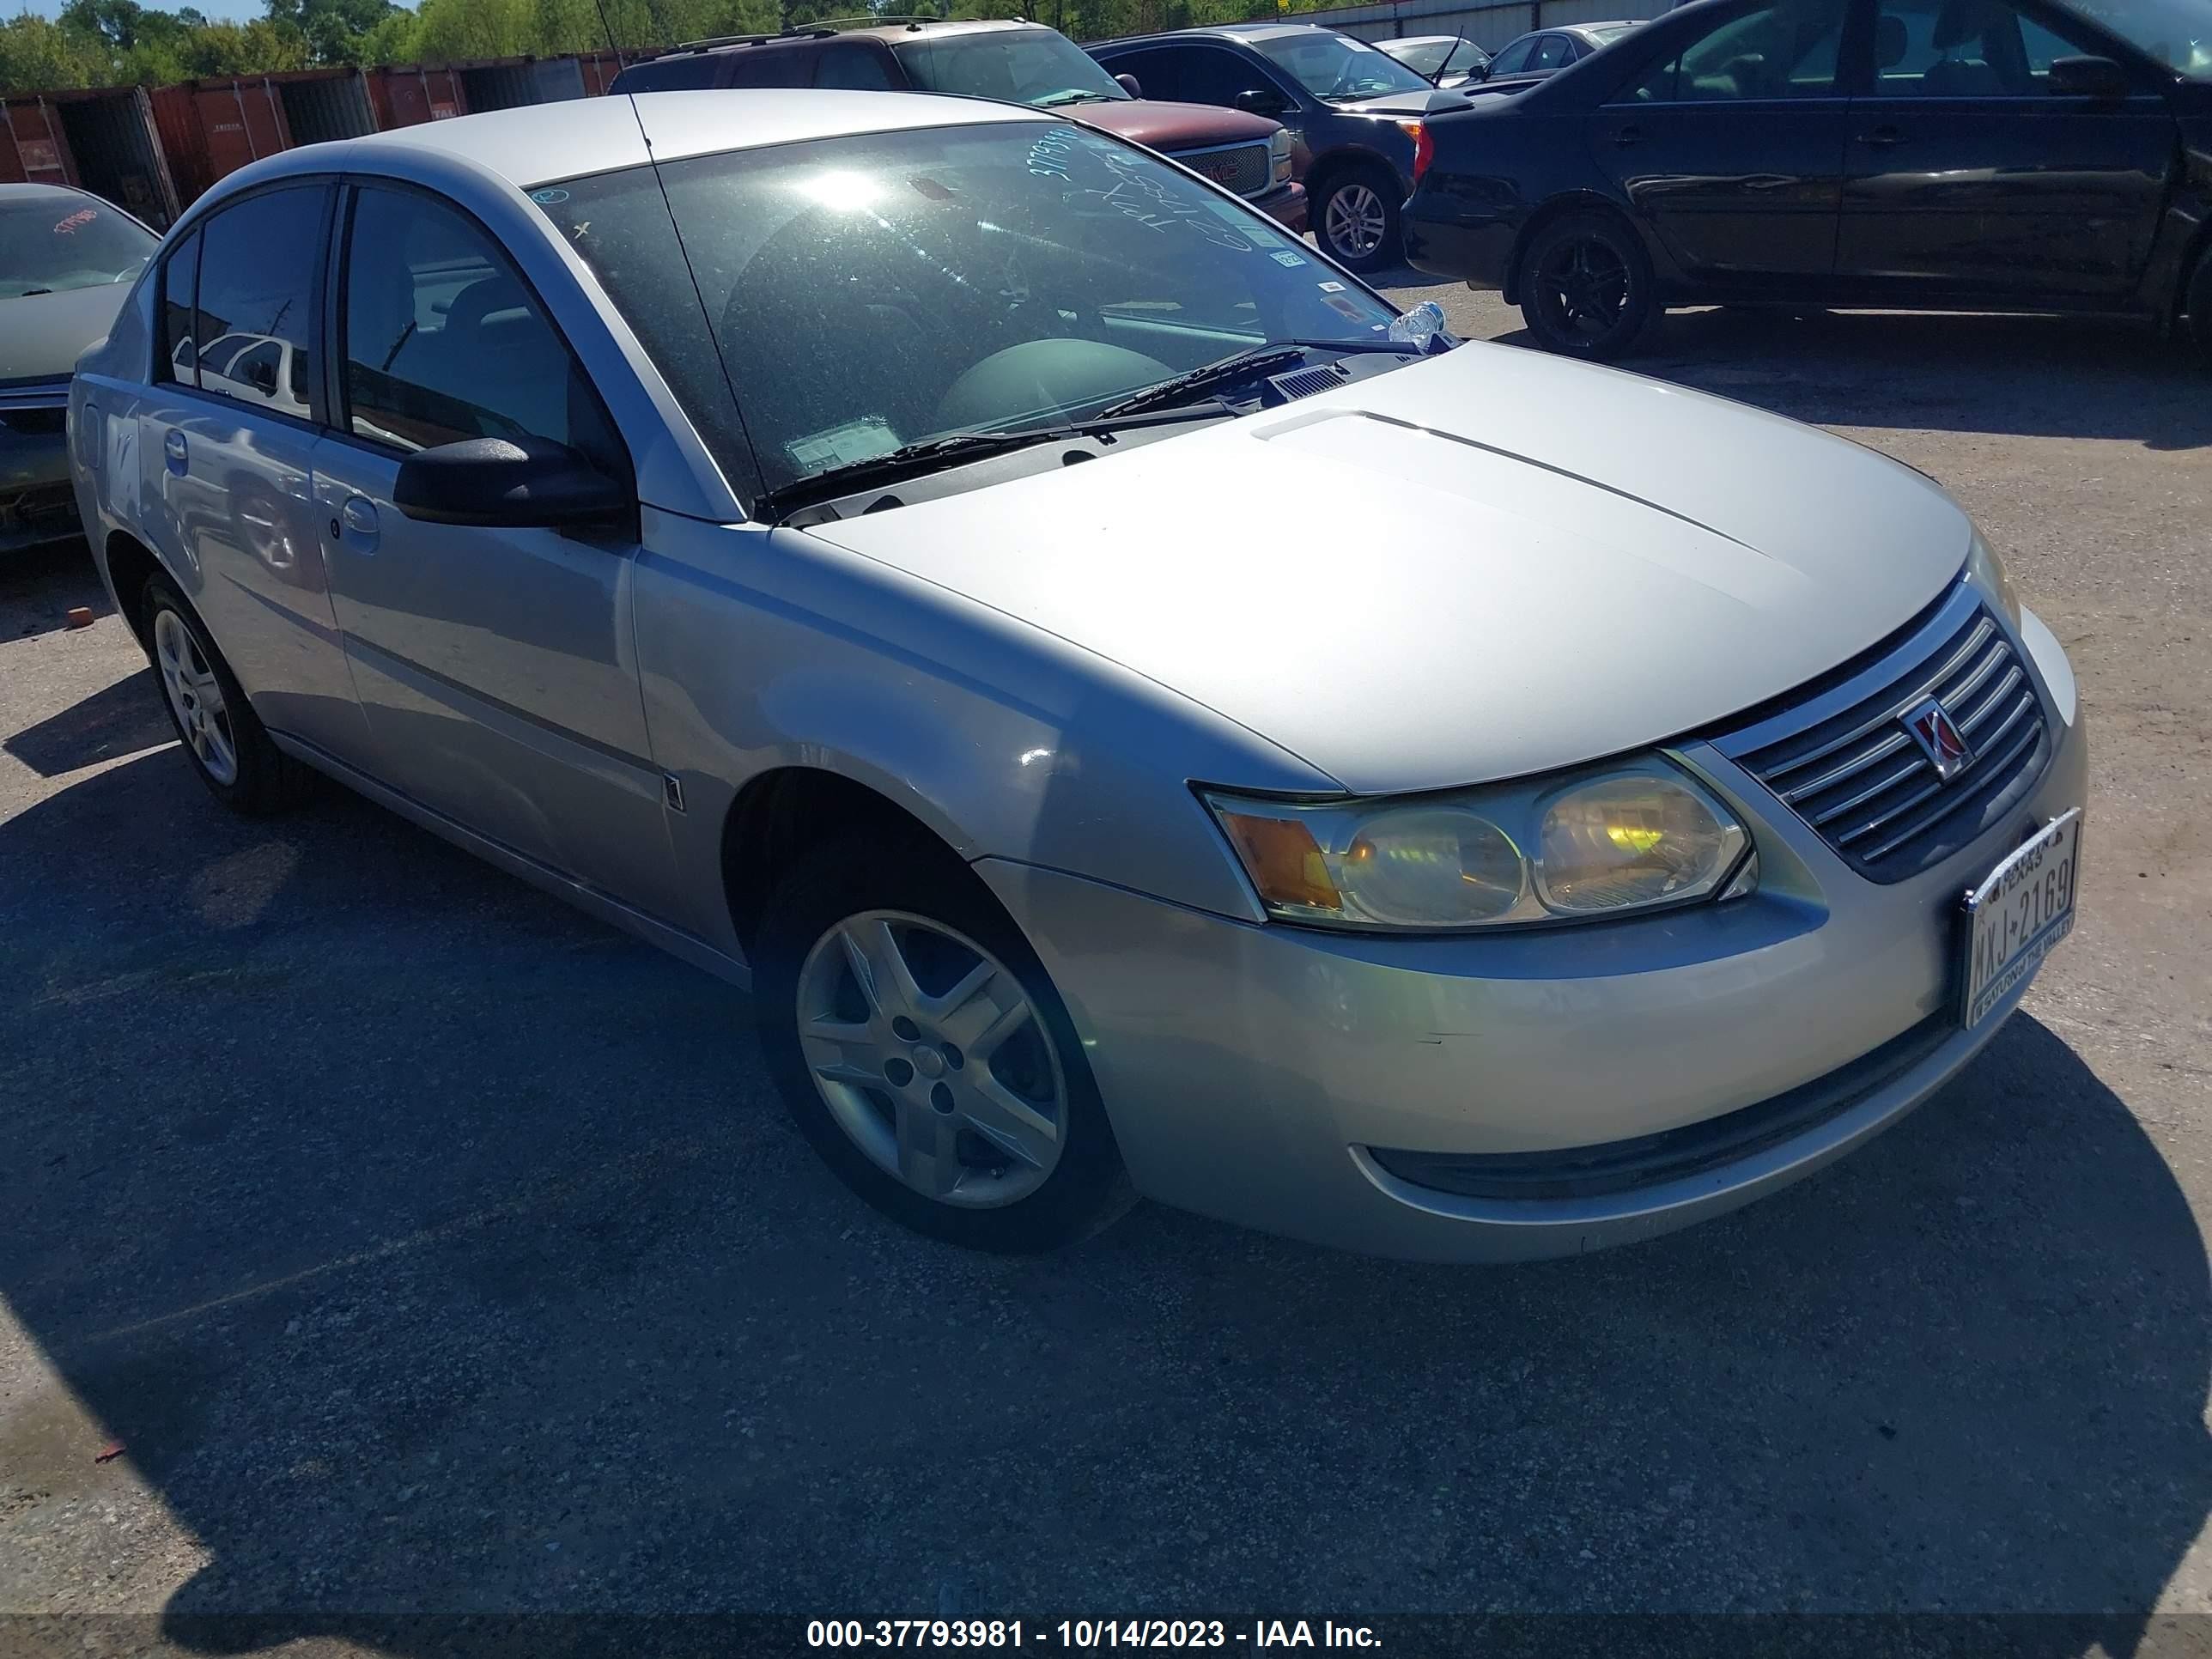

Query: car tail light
<box><xmin>1409</xmin><ymin>121</ymin><xmax>1434</xmax><ymax>187</ymax></box>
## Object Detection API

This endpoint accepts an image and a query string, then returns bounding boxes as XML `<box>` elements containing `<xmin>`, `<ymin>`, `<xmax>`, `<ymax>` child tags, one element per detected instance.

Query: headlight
<box><xmin>1204</xmin><ymin>757</ymin><xmax>1753</xmax><ymax>932</ymax></box>
<box><xmin>1965</xmin><ymin>530</ymin><xmax>2021</xmax><ymax>627</ymax></box>
<box><xmin>1268</xmin><ymin>126</ymin><xmax>1294</xmax><ymax>185</ymax></box>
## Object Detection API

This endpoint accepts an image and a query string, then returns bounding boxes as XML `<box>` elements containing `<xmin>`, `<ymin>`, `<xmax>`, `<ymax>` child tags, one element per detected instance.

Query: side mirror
<box><xmin>2049</xmin><ymin>54</ymin><xmax>2129</xmax><ymax>98</ymax></box>
<box><xmin>1234</xmin><ymin>87</ymin><xmax>1287</xmax><ymax>115</ymax></box>
<box><xmin>1462</xmin><ymin>60</ymin><xmax>1490</xmax><ymax>82</ymax></box>
<box><xmin>393</xmin><ymin>435</ymin><xmax>629</xmax><ymax>529</ymax></box>
<box><xmin>1115</xmin><ymin>71</ymin><xmax>1143</xmax><ymax>97</ymax></box>
<box><xmin>241</xmin><ymin>356</ymin><xmax>277</xmax><ymax>394</ymax></box>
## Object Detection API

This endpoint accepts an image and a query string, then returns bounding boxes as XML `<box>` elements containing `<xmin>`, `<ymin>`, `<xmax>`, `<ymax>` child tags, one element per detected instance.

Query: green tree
<box><xmin>0</xmin><ymin>12</ymin><xmax>107</xmax><ymax>91</ymax></box>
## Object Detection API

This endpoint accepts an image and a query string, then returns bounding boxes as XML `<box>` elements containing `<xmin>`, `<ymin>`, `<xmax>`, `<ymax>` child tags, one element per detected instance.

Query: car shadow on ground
<box><xmin>3</xmin><ymin>667</ymin><xmax>170</xmax><ymax>778</ymax></box>
<box><xmin>0</xmin><ymin>539</ymin><xmax>109</xmax><ymax>641</ymax></box>
<box><xmin>0</xmin><ymin>745</ymin><xmax>2206</xmax><ymax>1650</ymax></box>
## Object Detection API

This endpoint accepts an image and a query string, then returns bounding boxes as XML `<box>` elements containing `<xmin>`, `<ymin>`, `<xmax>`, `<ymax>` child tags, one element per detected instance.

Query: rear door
<box><xmin>312</xmin><ymin>180</ymin><xmax>680</xmax><ymax>915</ymax></box>
<box><xmin>1593</xmin><ymin>0</ymin><xmax>1853</xmax><ymax>283</ymax></box>
<box><xmin>1834</xmin><ymin>0</ymin><xmax>2176</xmax><ymax>299</ymax></box>
<box><xmin>134</xmin><ymin>182</ymin><xmax>367</xmax><ymax>759</ymax></box>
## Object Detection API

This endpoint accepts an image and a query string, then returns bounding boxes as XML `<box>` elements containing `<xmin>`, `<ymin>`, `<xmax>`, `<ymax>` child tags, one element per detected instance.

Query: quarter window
<box><xmin>1627</xmin><ymin>0</ymin><xmax>1846</xmax><ymax>99</ymax></box>
<box><xmin>338</xmin><ymin>186</ymin><xmax>620</xmax><ymax>476</ymax></box>
<box><xmin>191</xmin><ymin>185</ymin><xmax>323</xmax><ymax>419</ymax></box>
<box><xmin>158</xmin><ymin>227</ymin><xmax>199</xmax><ymax>386</ymax></box>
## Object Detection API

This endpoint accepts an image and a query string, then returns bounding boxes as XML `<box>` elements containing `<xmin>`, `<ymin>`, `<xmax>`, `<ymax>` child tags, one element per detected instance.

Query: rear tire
<box><xmin>2185</xmin><ymin>244</ymin><xmax>2212</xmax><ymax>367</ymax></box>
<box><xmin>141</xmin><ymin>573</ymin><xmax>313</xmax><ymax>816</ymax></box>
<box><xmin>1316</xmin><ymin>165</ymin><xmax>1402</xmax><ymax>273</ymax></box>
<box><xmin>1516</xmin><ymin>210</ymin><xmax>1656</xmax><ymax>360</ymax></box>
<box><xmin>752</xmin><ymin>830</ymin><xmax>1133</xmax><ymax>1253</ymax></box>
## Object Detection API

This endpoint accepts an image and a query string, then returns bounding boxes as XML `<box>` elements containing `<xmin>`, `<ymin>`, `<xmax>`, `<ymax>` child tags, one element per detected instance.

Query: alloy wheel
<box><xmin>795</xmin><ymin>910</ymin><xmax>1067</xmax><ymax>1209</ymax></box>
<box><xmin>1534</xmin><ymin>234</ymin><xmax>1631</xmax><ymax>341</ymax></box>
<box><xmin>154</xmin><ymin>608</ymin><xmax>239</xmax><ymax>787</ymax></box>
<box><xmin>1324</xmin><ymin>183</ymin><xmax>1389</xmax><ymax>261</ymax></box>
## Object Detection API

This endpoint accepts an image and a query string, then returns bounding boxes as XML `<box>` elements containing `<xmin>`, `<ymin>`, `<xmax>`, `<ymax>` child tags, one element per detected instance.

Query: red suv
<box><xmin>611</xmin><ymin>18</ymin><xmax>1307</xmax><ymax>233</ymax></box>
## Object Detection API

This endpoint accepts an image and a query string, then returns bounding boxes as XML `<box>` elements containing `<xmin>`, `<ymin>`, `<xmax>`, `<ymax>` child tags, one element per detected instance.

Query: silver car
<box><xmin>70</xmin><ymin>91</ymin><xmax>2087</xmax><ymax>1260</ymax></box>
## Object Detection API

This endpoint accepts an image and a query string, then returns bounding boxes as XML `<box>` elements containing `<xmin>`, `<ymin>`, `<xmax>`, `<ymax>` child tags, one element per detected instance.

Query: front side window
<box><xmin>192</xmin><ymin>185</ymin><xmax>321</xmax><ymax>420</ymax></box>
<box><xmin>2053</xmin><ymin>0</ymin><xmax>2210</xmax><ymax>77</ymax></box>
<box><xmin>1251</xmin><ymin>30</ymin><xmax>1434</xmax><ymax>99</ymax></box>
<box><xmin>894</xmin><ymin>29</ymin><xmax>1132</xmax><ymax>107</ymax></box>
<box><xmin>1629</xmin><ymin>0</ymin><xmax>1846</xmax><ymax>98</ymax></box>
<box><xmin>1871</xmin><ymin>0</ymin><xmax>2113</xmax><ymax>92</ymax></box>
<box><xmin>339</xmin><ymin>186</ymin><xmax>619</xmax><ymax>476</ymax></box>
<box><xmin>815</xmin><ymin>44</ymin><xmax>897</xmax><ymax>89</ymax></box>
<box><xmin>538</xmin><ymin>121</ymin><xmax>1401</xmax><ymax>501</ymax></box>
<box><xmin>1488</xmin><ymin>37</ymin><xmax>1538</xmax><ymax>74</ymax></box>
<box><xmin>1172</xmin><ymin>45</ymin><xmax>1287</xmax><ymax>105</ymax></box>
<box><xmin>0</xmin><ymin>191</ymin><xmax>156</xmax><ymax>301</ymax></box>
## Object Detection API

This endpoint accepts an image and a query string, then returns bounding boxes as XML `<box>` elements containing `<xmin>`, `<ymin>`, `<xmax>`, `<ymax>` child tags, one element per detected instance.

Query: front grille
<box><xmin>1171</xmin><ymin>140</ymin><xmax>1272</xmax><ymax>198</ymax></box>
<box><xmin>1711</xmin><ymin>586</ymin><xmax>2051</xmax><ymax>883</ymax></box>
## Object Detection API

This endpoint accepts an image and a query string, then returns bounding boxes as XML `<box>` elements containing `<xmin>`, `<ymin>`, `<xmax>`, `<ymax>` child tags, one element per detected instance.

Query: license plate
<box><xmin>1960</xmin><ymin>809</ymin><xmax>2081</xmax><ymax>1030</ymax></box>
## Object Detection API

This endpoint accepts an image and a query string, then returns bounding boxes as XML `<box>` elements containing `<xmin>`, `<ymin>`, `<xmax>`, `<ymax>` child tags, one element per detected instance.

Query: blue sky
<box><xmin>16</xmin><ymin>0</ymin><xmax>289</xmax><ymax>20</ymax></box>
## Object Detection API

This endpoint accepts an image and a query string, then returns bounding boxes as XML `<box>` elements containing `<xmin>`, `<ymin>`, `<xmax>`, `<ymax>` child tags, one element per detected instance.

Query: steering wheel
<box><xmin>934</xmin><ymin>338</ymin><xmax>1173</xmax><ymax>434</ymax></box>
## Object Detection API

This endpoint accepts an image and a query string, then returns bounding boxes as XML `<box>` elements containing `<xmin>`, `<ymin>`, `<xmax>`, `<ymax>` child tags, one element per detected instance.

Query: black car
<box><xmin>1463</xmin><ymin>20</ymin><xmax>1648</xmax><ymax>96</ymax></box>
<box><xmin>1088</xmin><ymin>23</ymin><xmax>1472</xmax><ymax>270</ymax></box>
<box><xmin>1404</xmin><ymin>0</ymin><xmax>2212</xmax><ymax>359</ymax></box>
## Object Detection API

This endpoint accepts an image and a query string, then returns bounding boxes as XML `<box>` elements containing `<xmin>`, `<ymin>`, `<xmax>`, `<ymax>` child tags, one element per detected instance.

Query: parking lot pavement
<box><xmin>2</xmin><ymin>298</ymin><xmax>2209</xmax><ymax>1653</ymax></box>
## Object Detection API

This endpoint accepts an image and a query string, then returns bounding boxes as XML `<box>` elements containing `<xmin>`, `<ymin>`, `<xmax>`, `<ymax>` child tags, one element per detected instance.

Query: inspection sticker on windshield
<box><xmin>1960</xmin><ymin>809</ymin><xmax>2080</xmax><ymax>1030</ymax></box>
<box><xmin>1318</xmin><ymin>281</ymin><xmax>1347</xmax><ymax>293</ymax></box>
<box><xmin>1270</xmin><ymin>250</ymin><xmax>1308</xmax><ymax>268</ymax></box>
<box><xmin>786</xmin><ymin>418</ymin><xmax>901</xmax><ymax>473</ymax></box>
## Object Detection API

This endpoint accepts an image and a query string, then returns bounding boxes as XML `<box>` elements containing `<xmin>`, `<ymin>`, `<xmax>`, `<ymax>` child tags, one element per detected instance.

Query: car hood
<box><xmin>1336</xmin><ymin>87</ymin><xmax>1473</xmax><ymax>115</ymax></box>
<box><xmin>1072</xmin><ymin>100</ymin><xmax>1281</xmax><ymax>149</ymax></box>
<box><xmin>0</xmin><ymin>282</ymin><xmax>133</xmax><ymax>384</ymax></box>
<box><xmin>802</xmin><ymin>343</ymin><xmax>1969</xmax><ymax>796</ymax></box>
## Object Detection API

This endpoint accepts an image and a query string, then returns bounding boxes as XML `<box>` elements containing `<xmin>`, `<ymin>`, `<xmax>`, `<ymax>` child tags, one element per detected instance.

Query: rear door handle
<box><xmin>163</xmin><ymin>429</ymin><xmax>187</xmax><ymax>476</ymax></box>
<box><xmin>1611</xmin><ymin>123</ymin><xmax>1643</xmax><ymax>147</ymax></box>
<box><xmin>1858</xmin><ymin>125</ymin><xmax>1906</xmax><ymax>147</ymax></box>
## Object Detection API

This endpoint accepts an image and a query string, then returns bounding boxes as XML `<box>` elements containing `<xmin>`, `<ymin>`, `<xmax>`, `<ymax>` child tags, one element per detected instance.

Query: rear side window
<box><xmin>1097</xmin><ymin>46</ymin><xmax>1185</xmax><ymax>99</ymax></box>
<box><xmin>191</xmin><ymin>185</ymin><xmax>324</xmax><ymax>421</ymax></box>
<box><xmin>611</xmin><ymin>55</ymin><xmax>715</xmax><ymax>91</ymax></box>
<box><xmin>815</xmin><ymin>44</ymin><xmax>897</xmax><ymax>88</ymax></box>
<box><xmin>715</xmin><ymin>45</ymin><xmax>814</xmax><ymax>88</ymax></box>
<box><xmin>337</xmin><ymin>185</ymin><xmax>623</xmax><ymax>479</ymax></box>
<box><xmin>1532</xmin><ymin>34</ymin><xmax>1575</xmax><ymax>68</ymax></box>
<box><xmin>158</xmin><ymin>228</ymin><xmax>200</xmax><ymax>386</ymax></box>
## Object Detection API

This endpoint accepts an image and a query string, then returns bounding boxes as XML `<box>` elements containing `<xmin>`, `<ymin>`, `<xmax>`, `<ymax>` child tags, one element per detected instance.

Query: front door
<box><xmin>313</xmin><ymin>181</ymin><xmax>682</xmax><ymax>920</ymax></box>
<box><xmin>1593</xmin><ymin>0</ymin><xmax>1854</xmax><ymax>285</ymax></box>
<box><xmin>1834</xmin><ymin>0</ymin><xmax>2176</xmax><ymax>299</ymax></box>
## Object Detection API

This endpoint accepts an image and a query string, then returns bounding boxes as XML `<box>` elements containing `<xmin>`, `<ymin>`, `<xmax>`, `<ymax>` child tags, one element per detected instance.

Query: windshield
<box><xmin>1386</xmin><ymin>38</ymin><xmax>1456</xmax><ymax>76</ymax></box>
<box><xmin>538</xmin><ymin>122</ymin><xmax>1400</xmax><ymax>501</ymax></box>
<box><xmin>1254</xmin><ymin>30</ymin><xmax>1437</xmax><ymax>99</ymax></box>
<box><xmin>894</xmin><ymin>30</ymin><xmax>1133</xmax><ymax>106</ymax></box>
<box><xmin>2054</xmin><ymin>0</ymin><xmax>2212</xmax><ymax>76</ymax></box>
<box><xmin>0</xmin><ymin>194</ymin><xmax>156</xmax><ymax>299</ymax></box>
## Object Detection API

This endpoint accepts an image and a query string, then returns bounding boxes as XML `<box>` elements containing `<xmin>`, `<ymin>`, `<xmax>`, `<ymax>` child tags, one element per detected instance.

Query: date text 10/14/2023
<box><xmin>806</xmin><ymin>1620</ymin><xmax>1382</xmax><ymax>1649</ymax></box>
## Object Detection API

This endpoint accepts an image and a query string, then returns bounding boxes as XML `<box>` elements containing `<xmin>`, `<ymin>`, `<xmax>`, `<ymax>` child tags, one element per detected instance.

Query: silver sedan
<box><xmin>70</xmin><ymin>90</ymin><xmax>2086</xmax><ymax>1259</ymax></box>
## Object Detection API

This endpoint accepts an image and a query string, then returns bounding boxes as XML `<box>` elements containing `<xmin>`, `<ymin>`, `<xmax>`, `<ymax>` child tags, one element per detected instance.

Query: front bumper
<box><xmin>3</xmin><ymin>386</ymin><xmax>82</xmax><ymax>554</ymax></box>
<box><xmin>979</xmin><ymin>607</ymin><xmax>2087</xmax><ymax>1262</ymax></box>
<box><xmin>1249</xmin><ymin>179</ymin><xmax>1308</xmax><ymax>235</ymax></box>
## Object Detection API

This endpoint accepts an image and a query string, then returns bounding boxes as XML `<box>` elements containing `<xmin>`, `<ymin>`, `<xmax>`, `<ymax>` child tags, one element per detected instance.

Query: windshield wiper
<box><xmin>754</xmin><ymin>406</ymin><xmax>1226</xmax><ymax>520</ymax></box>
<box><xmin>1098</xmin><ymin>338</ymin><xmax>1420</xmax><ymax>418</ymax></box>
<box><xmin>1034</xmin><ymin>89</ymin><xmax>1115</xmax><ymax>106</ymax></box>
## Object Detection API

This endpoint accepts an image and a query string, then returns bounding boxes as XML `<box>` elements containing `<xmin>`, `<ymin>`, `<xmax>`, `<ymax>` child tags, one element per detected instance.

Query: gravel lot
<box><xmin>3</xmin><ymin>283</ymin><xmax>2209</xmax><ymax>1655</ymax></box>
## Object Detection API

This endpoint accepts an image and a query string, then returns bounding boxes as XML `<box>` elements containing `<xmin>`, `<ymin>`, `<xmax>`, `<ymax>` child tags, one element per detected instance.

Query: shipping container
<box><xmin>364</xmin><ymin>64</ymin><xmax>469</xmax><ymax>129</ymax></box>
<box><xmin>152</xmin><ymin>68</ymin><xmax>376</xmax><ymax>205</ymax></box>
<box><xmin>575</xmin><ymin>49</ymin><xmax>651</xmax><ymax>96</ymax></box>
<box><xmin>2</xmin><ymin>97</ymin><xmax>75</xmax><ymax>187</ymax></box>
<box><xmin>453</xmin><ymin>55</ymin><xmax>588</xmax><ymax>112</ymax></box>
<box><xmin>2</xmin><ymin>88</ymin><xmax>179</xmax><ymax>228</ymax></box>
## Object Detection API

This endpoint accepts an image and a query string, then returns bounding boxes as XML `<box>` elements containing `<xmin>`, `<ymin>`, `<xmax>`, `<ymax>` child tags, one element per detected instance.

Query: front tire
<box><xmin>1316</xmin><ymin>167</ymin><xmax>1402</xmax><ymax>273</ymax></box>
<box><xmin>142</xmin><ymin>574</ymin><xmax>313</xmax><ymax>815</ymax></box>
<box><xmin>752</xmin><ymin>831</ymin><xmax>1132</xmax><ymax>1252</ymax></box>
<box><xmin>1516</xmin><ymin>210</ymin><xmax>1656</xmax><ymax>360</ymax></box>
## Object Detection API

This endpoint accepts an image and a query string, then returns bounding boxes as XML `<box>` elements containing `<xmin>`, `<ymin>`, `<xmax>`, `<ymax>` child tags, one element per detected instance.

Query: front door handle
<box><xmin>163</xmin><ymin>429</ymin><xmax>187</xmax><ymax>476</ymax></box>
<box><xmin>1611</xmin><ymin>123</ymin><xmax>1643</xmax><ymax>147</ymax></box>
<box><xmin>337</xmin><ymin>495</ymin><xmax>380</xmax><ymax>553</ymax></box>
<box><xmin>1858</xmin><ymin>125</ymin><xmax>1907</xmax><ymax>147</ymax></box>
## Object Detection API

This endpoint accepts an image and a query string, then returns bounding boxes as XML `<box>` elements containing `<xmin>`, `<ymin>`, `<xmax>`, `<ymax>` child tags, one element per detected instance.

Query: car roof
<box><xmin>0</xmin><ymin>181</ymin><xmax>97</xmax><ymax>206</ymax></box>
<box><xmin>1382</xmin><ymin>35</ymin><xmax>1463</xmax><ymax>48</ymax></box>
<box><xmin>653</xmin><ymin>16</ymin><xmax>1039</xmax><ymax>57</ymax></box>
<box><xmin>323</xmin><ymin>88</ymin><xmax>1052</xmax><ymax>191</ymax></box>
<box><xmin>1097</xmin><ymin>21</ymin><xmax>1334</xmax><ymax>46</ymax></box>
